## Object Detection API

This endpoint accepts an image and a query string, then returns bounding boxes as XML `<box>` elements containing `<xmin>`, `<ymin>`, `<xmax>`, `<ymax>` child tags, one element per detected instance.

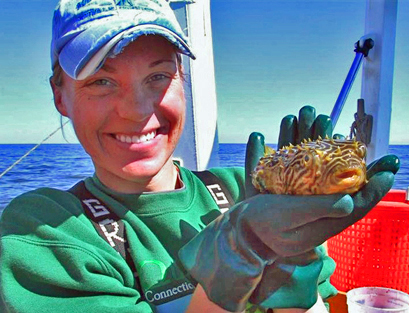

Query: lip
<box><xmin>108</xmin><ymin>126</ymin><xmax>168</xmax><ymax>150</ymax></box>
<box><xmin>115</xmin><ymin>130</ymin><xmax>157</xmax><ymax>144</ymax></box>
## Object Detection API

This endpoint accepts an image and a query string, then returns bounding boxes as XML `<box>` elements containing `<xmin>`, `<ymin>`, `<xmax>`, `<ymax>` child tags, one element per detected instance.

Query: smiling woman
<box><xmin>51</xmin><ymin>36</ymin><xmax>186</xmax><ymax>193</ymax></box>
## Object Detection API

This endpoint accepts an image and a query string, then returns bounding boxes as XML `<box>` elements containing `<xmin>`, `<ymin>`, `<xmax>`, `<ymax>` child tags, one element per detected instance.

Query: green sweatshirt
<box><xmin>0</xmin><ymin>166</ymin><xmax>246</xmax><ymax>313</ymax></box>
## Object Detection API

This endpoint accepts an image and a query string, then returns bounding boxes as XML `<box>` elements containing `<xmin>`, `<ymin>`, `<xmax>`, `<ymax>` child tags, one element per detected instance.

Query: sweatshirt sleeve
<box><xmin>0</xmin><ymin>188</ymin><xmax>153</xmax><ymax>313</ymax></box>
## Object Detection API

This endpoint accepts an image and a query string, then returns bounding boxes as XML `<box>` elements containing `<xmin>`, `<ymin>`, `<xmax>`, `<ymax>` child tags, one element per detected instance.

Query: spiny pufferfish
<box><xmin>252</xmin><ymin>137</ymin><xmax>368</xmax><ymax>195</ymax></box>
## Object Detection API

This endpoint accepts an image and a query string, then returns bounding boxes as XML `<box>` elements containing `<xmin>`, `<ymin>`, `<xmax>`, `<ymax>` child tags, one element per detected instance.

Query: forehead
<box><xmin>60</xmin><ymin>35</ymin><xmax>179</xmax><ymax>84</ymax></box>
<box><xmin>106</xmin><ymin>35</ymin><xmax>177</xmax><ymax>65</ymax></box>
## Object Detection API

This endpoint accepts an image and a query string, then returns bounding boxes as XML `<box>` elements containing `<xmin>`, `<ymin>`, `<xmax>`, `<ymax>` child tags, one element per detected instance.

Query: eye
<box><xmin>93</xmin><ymin>79</ymin><xmax>112</xmax><ymax>86</ymax></box>
<box><xmin>357</xmin><ymin>144</ymin><xmax>367</xmax><ymax>159</ymax></box>
<box><xmin>303</xmin><ymin>154</ymin><xmax>313</xmax><ymax>166</ymax></box>
<box><xmin>83</xmin><ymin>78</ymin><xmax>115</xmax><ymax>96</ymax></box>
<box><xmin>147</xmin><ymin>74</ymin><xmax>170</xmax><ymax>83</ymax></box>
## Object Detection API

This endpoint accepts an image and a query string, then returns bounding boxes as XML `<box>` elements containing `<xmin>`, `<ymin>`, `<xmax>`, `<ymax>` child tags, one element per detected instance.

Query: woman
<box><xmin>0</xmin><ymin>0</ymin><xmax>399</xmax><ymax>312</ymax></box>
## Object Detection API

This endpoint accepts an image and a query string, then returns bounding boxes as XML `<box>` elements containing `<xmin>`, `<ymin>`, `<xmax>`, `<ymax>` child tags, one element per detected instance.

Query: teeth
<box><xmin>116</xmin><ymin>131</ymin><xmax>157</xmax><ymax>144</ymax></box>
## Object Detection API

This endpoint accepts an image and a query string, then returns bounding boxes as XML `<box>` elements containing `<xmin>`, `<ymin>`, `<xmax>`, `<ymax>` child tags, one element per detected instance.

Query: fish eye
<box><xmin>304</xmin><ymin>155</ymin><xmax>310</xmax><ymax>162</ymax></box>
<box><xmin>358</xmin><ymin>145</ymin><xmax>367</xmax><ymax>159</ymax></box>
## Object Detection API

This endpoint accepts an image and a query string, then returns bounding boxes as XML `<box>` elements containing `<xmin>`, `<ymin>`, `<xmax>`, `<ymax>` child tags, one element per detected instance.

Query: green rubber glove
<box><xmin>245</xmin><ymin>106</ymin><xmax>399</xmax><ymax>310</ymax></box>
<box><xmin>316</xmin><ymin>245</ymin><xmax>338</xmax><ymax>311</ymax></box>
<box><xmin>246</xmin><ymin>107</ymin><xmax>338</xmax><ymax>309</ymax></box>
<box><xmin>179</xmin><ymin>169</ymin><xmax>397</xmax><ymax>311</ymax></box>
<box><xmin>179</xmin><ymin>105</ymin><xmax>399</xmax><ymax>312</ymax></box>
<box><xmin>277</xmin><ymin>105</ymin><xmax>333</xmax><ymax>149</ymax></box>
<box><xmin>245</xmin><ymin>106</ymin><xmax>339</xmax><ymax>309</ymax></box>
<box><xmin>179</xmin><ymin>192</ymin><xmax>354</xmax><ymax>312</ymax></box>
<box><xmin>245</xmin><ymin>129</ymin><xmax>336</xmax><ymax>310</ymax></box>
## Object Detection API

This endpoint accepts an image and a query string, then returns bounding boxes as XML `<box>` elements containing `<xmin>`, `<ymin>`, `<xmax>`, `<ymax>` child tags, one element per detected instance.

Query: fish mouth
<box><xmin>336</xmin><ymin>168</ymin><xmax>362</xmax><ymax>180</ymax></box>
<box><xmin>333</xmin><ymin>168</ymin><xmax>366</xmax><ymax>192</ymax></box>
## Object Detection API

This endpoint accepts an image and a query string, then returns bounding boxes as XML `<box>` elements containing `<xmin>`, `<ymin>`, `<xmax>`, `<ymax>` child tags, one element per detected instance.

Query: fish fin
<box><xmin>264</xmin><ymin>145</ymin><xmax>276</xmax><ymax>156</ymax></box>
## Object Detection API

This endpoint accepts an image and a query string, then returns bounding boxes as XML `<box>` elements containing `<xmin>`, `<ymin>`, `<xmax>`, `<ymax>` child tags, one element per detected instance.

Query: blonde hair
<box><xmin>50</xmin><ymin>62</ymin><xmax>64</xmax><ymax>87</ymax></box>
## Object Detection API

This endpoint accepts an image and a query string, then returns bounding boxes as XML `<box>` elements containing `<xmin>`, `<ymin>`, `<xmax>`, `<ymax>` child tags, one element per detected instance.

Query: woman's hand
<box><xmin>245</xmin><ymin>106</ymin><xmax>399</xmax><ymax>311</ymax></box>
<box><xmin>179</xmin><ymin>105</ymin><xmax>399</xmax><ymax>312</ymax></box>
<box><xmin>179</xmin><ymin>162</ymin><xmax>396</xmax><ymax>312</ymax></box>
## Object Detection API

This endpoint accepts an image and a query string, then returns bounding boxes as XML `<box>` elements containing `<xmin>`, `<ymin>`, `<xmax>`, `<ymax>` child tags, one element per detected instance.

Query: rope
<box><xmin>0</xmin><ymin>120</ymin><xmax>70</xmax><ymax>179</ymax></box>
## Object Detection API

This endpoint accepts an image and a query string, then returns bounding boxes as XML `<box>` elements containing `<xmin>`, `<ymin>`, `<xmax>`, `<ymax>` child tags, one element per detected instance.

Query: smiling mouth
<box><xmin>115</xmin><ymin>130</ymin><xmax>157</xmax><ymax>144</ymax></box>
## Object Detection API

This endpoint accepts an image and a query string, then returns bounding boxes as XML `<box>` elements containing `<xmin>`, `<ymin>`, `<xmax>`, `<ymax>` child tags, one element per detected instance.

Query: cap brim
<box><xmin>59</xmin><ymin>19</ymin><xmax>195</xmax><ymax>80</ymax></box>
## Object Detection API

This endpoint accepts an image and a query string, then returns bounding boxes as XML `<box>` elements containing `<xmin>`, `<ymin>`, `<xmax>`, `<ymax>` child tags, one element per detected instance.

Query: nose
<box><xmin>116</xmin><ymin>89</ymin><xmax>155</xmax><ymax>122</ymax></box>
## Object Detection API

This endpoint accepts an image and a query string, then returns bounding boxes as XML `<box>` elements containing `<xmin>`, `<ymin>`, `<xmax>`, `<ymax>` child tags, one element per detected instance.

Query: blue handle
<box><xmin>330</xmin><ymin>53</ymin><xmax>364</xmax><ymax>127</ymax></box>
<box><xmin>330</xmin><ymin>38</ymin><xmax>374</xmax><ymax>128</ymax></box>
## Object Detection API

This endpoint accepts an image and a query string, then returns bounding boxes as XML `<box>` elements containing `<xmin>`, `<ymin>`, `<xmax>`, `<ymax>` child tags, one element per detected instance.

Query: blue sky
<box><xmin>1</xmin><ymin>0</ymin><xmax>408</xmax><ymax>144</ymax></box>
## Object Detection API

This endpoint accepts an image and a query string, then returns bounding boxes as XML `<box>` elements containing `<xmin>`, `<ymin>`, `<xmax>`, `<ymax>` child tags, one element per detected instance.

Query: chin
<box><xmin>121</xmin><ymin>157</ymin><xmax>170</xmax><ymax>179</ymax></box>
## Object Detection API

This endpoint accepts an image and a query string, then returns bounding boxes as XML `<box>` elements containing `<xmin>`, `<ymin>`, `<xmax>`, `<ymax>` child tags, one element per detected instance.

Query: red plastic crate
<box><xmin>327</xmin><ymin>189</ymin><xmax>409</xmax><ymax>293</ymax></box>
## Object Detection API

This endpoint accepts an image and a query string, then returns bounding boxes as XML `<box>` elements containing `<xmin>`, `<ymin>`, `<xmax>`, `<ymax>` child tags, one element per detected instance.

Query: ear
<box><xmin>50</xmin><ymin>78</ymin><xmax>69</xmax><ymax>117</ymax></box>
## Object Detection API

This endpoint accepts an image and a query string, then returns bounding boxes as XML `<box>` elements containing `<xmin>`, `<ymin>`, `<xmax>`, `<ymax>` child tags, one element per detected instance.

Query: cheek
<box><xmin>160</xmin><ymin>84</ymin><xmax>186</xmax><ymax>127</ymax></box>
<box><xmin>62</xmin><ymin>92</ymin><xmax>106</xmax><ymax>140</ymax></box>
<box><xmin>61</xmin><ymin>86</ymin><xmax>87</xmax><ymax>119</ymax></box>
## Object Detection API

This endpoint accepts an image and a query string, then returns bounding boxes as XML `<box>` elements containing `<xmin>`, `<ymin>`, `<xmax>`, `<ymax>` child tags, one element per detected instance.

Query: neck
<box><xmin>95</xmin><ymin>159</ymin><xmax>179</xmax><ymax>194</ymax></box>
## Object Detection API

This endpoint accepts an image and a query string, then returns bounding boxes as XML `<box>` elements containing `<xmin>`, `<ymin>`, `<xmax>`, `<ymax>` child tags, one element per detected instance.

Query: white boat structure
<box><xmin>172</xmin><ymin>0</ymin><xmax>398</xmax><ymax>169</ymax></box>
<box><xmin>170</xmin><ymin>0</ymin><xmax>220</xmax><ymax>170</ymax></box>
<box><xmin>360</xmin><ymin>0</ymin><xmax>397</xmax><ymax>163</ymax></box>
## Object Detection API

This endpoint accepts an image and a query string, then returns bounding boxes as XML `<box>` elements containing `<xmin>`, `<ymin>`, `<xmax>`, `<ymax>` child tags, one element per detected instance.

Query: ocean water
<box><xmin>0</xmin><ymin>143</ymin><xmax>408</xmax><ymax>214</ymax></box>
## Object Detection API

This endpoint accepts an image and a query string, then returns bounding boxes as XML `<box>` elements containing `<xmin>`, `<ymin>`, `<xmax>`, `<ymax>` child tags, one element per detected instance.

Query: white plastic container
<box><xmin>347</xmin><ymin>287</ymin><xmax>409</xmax><ymax>313</ymax></box>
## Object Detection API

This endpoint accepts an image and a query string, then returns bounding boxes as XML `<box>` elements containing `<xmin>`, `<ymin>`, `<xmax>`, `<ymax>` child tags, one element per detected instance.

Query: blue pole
<box><xmin>330</xmin><ymin>53</ymin><xmax>364</xmax><ymax>127</ymax></box>
<box><xmin>330</xmin><ymin>38</ymin><xmax>374</xmax><ymax>128</ymax></box>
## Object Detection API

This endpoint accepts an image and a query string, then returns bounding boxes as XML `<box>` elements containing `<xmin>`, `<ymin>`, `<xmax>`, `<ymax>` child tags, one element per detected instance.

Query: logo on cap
<box><xmin>76</xmin><ymin>0</ymin><xmax>92</xmax><ymax>10</ymax></box>
<box><xmin>116</xmin><ymin>0</ymin><xmax>135</xmax><ymax>7</ymax></box>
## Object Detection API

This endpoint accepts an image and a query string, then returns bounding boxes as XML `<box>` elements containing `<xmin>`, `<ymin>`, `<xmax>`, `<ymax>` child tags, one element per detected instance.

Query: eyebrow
<box><xmin>100</xmin><ymin>63</ymin><xmax>117</xmax><ymax>73</ymax></box>
<box><xmin>149</xmin><ymin>59</ymin><xmax>176</xmax><ymax>68</ymax></box>
<box><xmin>99</xmin><ymin>59</ymin><xmax>176</xmax><ymax>73</ymax></box>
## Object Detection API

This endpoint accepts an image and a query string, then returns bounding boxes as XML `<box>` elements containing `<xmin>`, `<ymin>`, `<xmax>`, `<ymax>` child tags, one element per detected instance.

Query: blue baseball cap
<box><xmin>51</xmin><ymin>0</ymin><xmax>195</xmax><ymax>80</ymax></box>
